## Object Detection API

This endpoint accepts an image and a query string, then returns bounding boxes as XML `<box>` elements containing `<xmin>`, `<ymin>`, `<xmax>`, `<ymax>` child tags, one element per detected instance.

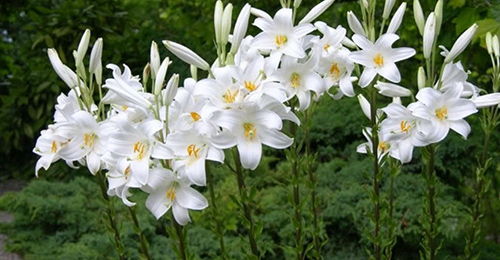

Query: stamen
<box><xmin>435</xmin><ymin>106</ymin><xmax>448</xmax><ymax>121</ymax></box>
<box><xmin>330</xmin><ymin>63</ymin><xmax>340</xmax><ymax>79</ymax></box>
<box><xmin>190</xmin><ymin>112</ymin><xmax>201</xmax><ymax>122</ymax></box>
<box><xmin>243</xmin><ymin>123</ymin><xmax>257</xmax><ymax>140</ymax></box>
<box><xmin>400</xmin><ymin>120</ymin><xmax>411</xmax><ymax>133</ymax></box>
<box><xmin>133</xmin><ymin>142</ymin><xmax>146</xmax><ymax>160</ymax></box>
<box><xmin>244</xmin><ymin>81</ymin><xmax>257</xmax><ymax>92</ymax></box>
<box><xmin>84</xmin><ymin>133</ymin><xmax>95</xmax><ymax>147</ymax></box>
<box><xmin>275</xmin><ymin>35</ymin><xmax>288</xmax><ymax>48</ymax></box>
<box><xmin>222</xmin><ymin>89</ymin><xmax>239</xmax><ymax>103</ymax></box>
<box><xmin>291</xmin><ymin>73</ymin><xmax>301</xmax><ymax>88</ymax></box>
<box><xmin>373</xmin><ymin>53</ymin><xmax>384</xmax><ymax>67</ymax></box>
<box><xmin>378</xmin><ymin>141</ymin><xmax>389</xmax><ymax>152</ymax></box>
<box><xmin>187</xmin><ymin>144</ymin><xmax>201</xmax><ymax>158</ymax></box>
<box><xmin>51</xmin><ymin>141</ymin><xmax>57</xmax><ymax>153</ymax></box>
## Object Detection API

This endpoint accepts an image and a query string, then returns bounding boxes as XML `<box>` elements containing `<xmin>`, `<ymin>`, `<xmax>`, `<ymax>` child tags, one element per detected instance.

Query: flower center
<box><xmin>291</xmin><ymin>73</ymin><xmax>301</xmax><ymax>88</ymax></box>
<box><xmin>122</xmin><ymin>105</ymin><xmax>128</xmax><ymax>111</ymax></box>
<box><xmin>243</xmin><ymin>122</ymin><xmax>257</xmax><ymax>140</ymax></box>
<box><xmin>133</xmin><ymin>141</ymin><xmax>147</xmax><ymax>160</ymax></box>
<box><xmin>84</xmin><ymin>133</ymin><xmax>96</xmax><ymax>148</ymax></box>
<box><xmin>275</xmin><ymin>34</ymin><xmax>288</xmax><ymax>48</ymax></box>
<box><xmin>51</xmin><ymin>141</ymin><xmax>57</xmax><ymax>153</ymax></box>
<box><xmin>323</xmin><ymin>44</ymin><xmax>330</xmax><ymax>52</ymax></box>
<box><xmin>190</xmin><ymin>112</ymin><xmax>201</xmax><ymax>122</ymax></box>
<box><xmin>244</xmin><ymin>81</ymin><xmax>257</xmax><ymax>92</ymax></box>
<box><xmin>222</xmin><ymin>89</ymin><xmax>239</xmax><ymax>103</ymax></box>
<box><xmin>330</xmin><ymin>63</ymin><xmax>340</xmax><ymax>79</ymax></box>
<box><xmin>400</xmin><ymin>120</ymin><xmax>412</xmax><ymax>133</ymax></box>
<box><xmin>187</xmin><ymin>144</ymin><xmax>201</xmax><ymax>158</ymax></box>
<box><xmin>378</xmin><ymin>141</ymin><xmax>389</xmax><ymax>153</ymax></box>
<box><xmin>435</xmin><ymin>106</ymin><xmax>448</xmax><ymax>121</ymax></box>
<box><xmin>374</xmin><ymin>53</ymin><xmax>384</xmax><ymax>67</ymax></box>
<box><xmin>166</xmin><ymin>185</ymin><xmax>176</xmax><ymax>203</ymax></box>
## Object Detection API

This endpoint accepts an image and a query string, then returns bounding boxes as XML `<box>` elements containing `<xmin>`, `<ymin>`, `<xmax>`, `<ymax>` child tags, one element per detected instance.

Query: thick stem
<box><xmin>233</xmin><ymin>149</ymin><xmax>259</xmax><ymax>256</ymax></box>
<box><xmin>290</xmin><ymin>112</ymin><xmax>304</xmax><ymax>260</ymax></box>
<box><xmin>305</xmin><ymin>105</ymin><xmax>320</xmax><ymax>259</ymax></box>
<box><xmin>173</xmin><ymin>216</ymin><xmax>188</xmax><ymax>260</ymax></box>
<box><xmin>96</xmin><ymin>171</ymin><xmax>125</xmax><ymax>260</ymax></box>
<box><xmin>128</xmin><ymin>206</ymin><xmax>151</xmax><ymax>260</ymax></box>
<box><xmin>369</xmin><ymin>86</ymin><xmax>381</xmax><ymax>260</ymax></box>
<box><xmin>206</xmin><ymin>163</ymin><xmax>227</xmax><ymax>259</ymax></box>
<box><xmin>427</xmin><ymin>144</ymin><xmax>436</xmax><ymax>260</ymax></box>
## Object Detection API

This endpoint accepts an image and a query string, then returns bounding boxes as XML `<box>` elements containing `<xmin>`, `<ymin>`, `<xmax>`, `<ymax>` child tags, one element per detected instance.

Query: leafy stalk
<box><xmin>128</xmin><ymin>206</ymin><xmax>151</xmax><ymax>260</ymax></box>
<box><xmin>96</xmin><ymin>171</ymin><xmax>125</xmax><ymax>260</ymax></box>
<box><xmin>369</xmin><ymin>84</ymin><xmax>382</xmax><ymax>260</ymax></box>
<box><xmin>420</xmin><ymin>144</ymin><xmax>439</xmax><ymax>260</ymax></box>
<box><xmin>206</xmin><ymin>163</ymin><xmax>227</xmax><ymax>259</ymax></box>
<box><xmin>233</xmin><ymin>148</ymin><xmax>259</xmax><ymax>256</ymax></box>
<box><xmin>171</xmin><ymin>214</ymin><xmax>188</xmax><ymax>260</ymax></box>
<box><xmin>385</xmin><ymin>159</ymin><xmax>401</xmax><ymax>259</ymax></box>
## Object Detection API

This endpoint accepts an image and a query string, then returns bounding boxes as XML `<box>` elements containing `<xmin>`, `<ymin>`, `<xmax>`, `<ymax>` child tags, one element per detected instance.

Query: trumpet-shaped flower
<box><xmin>409</xmin><ymin>85</ymin><xmax>477</xmax><ymax>143</ymax></box>
<box><xmin>33</xmin><ymin>125</ymin><xmax>66</xmax><ymax>177</ymax></box>
<box><xmin>317</xmin><ymin>47</ymin><xmax>355</xmax><ymax>98</ymax></box>
<box><xmin>350</xmin><ymin>33</ymin><xmax>415</xmax><ymax>87</ymax></box>
<box><xmin>145</xmin><ymin>167</ymin><xmax>208</xmax><ymax>224</ymax></box>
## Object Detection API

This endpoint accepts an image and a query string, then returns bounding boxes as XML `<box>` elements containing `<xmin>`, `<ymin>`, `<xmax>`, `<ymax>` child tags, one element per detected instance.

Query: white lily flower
<box><xmin>438</xmin><ymin>62</ymin><xmax>479</xmax><ymax>98</ymax></box>
<box><xmin>374</xmin><ymin>81</ymin><xmax>412</xmax><ymax>97</ymax></box>
<box><xmin>33</xmin><ymin>125</ymin><xmax>66</xmax><ymax>177</ymax></box>
<box><xmin>380</xmin><ymin>103</ymin><xmax>429</xmax><ymax>163</ymax></box>
<box><xmin>89</xmin><ymin>38</ymin><xmax>103</xmax><ymax>74</ymax></box>
<box><xmin>409</xmin><ymin>85</ymin><xmax>478</xmax><ymax>142</ymax></box>
<box><xmin>163</xmin><ymin>40</ymin><xmax>210</xmax><ymax>71</ymax></box>
<box><xmin>444</xmin><ymin>23</ymin><xmax>478</xmax><ymax>64</ymax></box>
<box><xmin>357</xmin><ymin>127</ymin><xmax>398</xmax><ymax>163</ymax></box>
<box><xmin>386</xmin><ymin>3</ymin><xmax>406</xmax><ymax>34</ymax></box>
<box><xmin>53</xmin><ymin>89</ymin><xmax>82</xmax><ymax>123</ymax></box>
<box><xmin>317</xmin><ymin>47</ymin><xmax>355</xmax><ymax>97</ymax></box>
<box><xmin>350</xmin><ymin>33</ymin><xmax>416</xmax><ymax>87</ymax></box>
<box><xmin>212</xmin><ymin>105</ymin><xmax>293</xmax><ymax>170</ymax></box>
<box><xmin>252</xmin><ymin>8</ymin><xmax>315</xmax><ymax>67</ymax></box>
<box><xmin>104</xmin><ymin>156</ymin><xmax>140</xmax><ymax>207</ymax></box>
<box><xmin>230</xmin><ymin>3</ymin><xmax>251</xmax><ymax>54</ymax></box>
<box><xmin>472</xmin><ymin>93</ymin><xmax>500</xmax><ymax>108</ymax></box>
<box><xmin>145</xmin><ymin>167</ymin><xmax>208</xmax><ymax>224</ymax></box>
<box><xmin>298</xmin><ymin>0</ymin><xmax>335</xmax><ymax>25</ymax></box>
<box><xmin>194</xmin><ymin>66</ymin><xmax>245</xmax><ymax>109</ymax></box>
<box><xmin>275</xmin><ymin>56</ymin><xmax>324</xmax><ymax>111</ymax></box>
<box><xmin>313</xmin><ymin>22</ymin><xmax>346</xmax><ymax>56</ymax></box>
<box><xmin>347</xmin><ymin>11</ymin><xmax>365</xmax><ymax>36</ymax></box>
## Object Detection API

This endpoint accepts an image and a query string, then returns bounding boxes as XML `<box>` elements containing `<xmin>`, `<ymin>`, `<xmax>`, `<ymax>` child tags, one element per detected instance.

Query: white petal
<box><xmin>358</xmin><ymin>68</ymin><xmax>377</xmax><ymax>87</ymax></box>
<box><xmin>146</xmin><ymin>192</ymin><xmax>171</xmax><ymax>219</ymax></box>
<box><xmin>176</xmin><ymin>186</ymin><xmax>209</xmax><ymax>210</ymax></box>
<box><xmin>130</xmin><ymin>159</ymin><xmax>150</xmax><ymax>185</ymax></box>
<box><xmin>185</xmin><ymin>157</ymin><xmax>206</xmax><ymax>186</ymax></box>
<box><xmin>378</xmin><ymin>62</ymin><xmax>401</xmax><ymax>83</ymax></box>
<box><xmin>390</xmin><ymin>47</ymin><xmax>416</xmax><ymax>62</ymax></box>
<box><xmin>86</xmin><ymin>151</ymin><xmax>101</xmax><ymax>175</ymax></box>
<box><xmin>416</xmin><ymin>88</ymin><xmax>441</xmax><ymax>107</ymax></box>
<box><xmin>261</xmin><ymin>129</ymin><xmax>293</xmax><ymax>149</ymax></box>
<box><xmin>238</xmin><ymin>138</ymin><xmax>262</xmax><ymax>170</ymax></box>
<box><xmin>398</xmin><ymin>139</ymin><xmax>414</xmax><ymax>164</ymax></box>
<box><xmin>446</xmin><ymin>99</ymin><xmax>477</xmax><ymax>120</ymax></box>
<box><xmin>449</xmin><ymin>119</ymin><xmax>471</xmax><ymax>139</ymax></box>
<box><xmin>173</xmin><ymin>203</ymin><xmax>191</xmax><ymax>225</ymax></box>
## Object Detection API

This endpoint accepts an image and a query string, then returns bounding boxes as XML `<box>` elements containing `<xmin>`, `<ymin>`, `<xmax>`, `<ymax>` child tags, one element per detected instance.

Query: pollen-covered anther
<box><xmin>435</xmin><ymin>106</ymin><xmax>448</xmax><ymax>121</ymax></box>
<box><xmin>133</xmin><ymin>141</ymin><xmax>147</xmax><ymax>160</ymax></box>
<box><xmin>84</xmin><ymin>133</ymin><xmax>95</xmax><ymax>147</ymax></box>
<box><xmin>124</xmin><ymin>166</ymin><xmax>131</xmax><ymax>180</ymax></box>
<box><xmin>51</xmin><ymin>141</ymin><xmax>57</xmax><ymax>153</ymax></box>
<box><xmin>291</xmin><ymin>73</ymin><xmax>301</xmax><ymax>88</ymax></box>
<box><xmin>323</xmin><ymin>44</ymin><xmax>331</xmax><ymax>52</ymax></box>
<box><xmin>187</xmin><ymin>144</ymin><xmax>201</xmax><ymax>158</ymax></box>
<box><xmin>400</xmin><ymin>120</ymin><xmax>412</xmax><ymax>133</ymax></box>
<box><xmin>244</xmin><ymin>81</ymin><xmax>257</xmax><ymax>92</ymax></box>
<box><xmin>243</xmin><ymin>122</ymin><xmax>257</xmax><ymax>140</ymax></box>
<box><xmin>374</xmin><ymin>53</ymin><xmax>384</xmax><ymax>67</ymax></box>
<box><xmin>166</xmin><ymin>186</ymin><xmax>176</xmax><ymax>202</ymax></box>
<box><xmin>378</xmin><ymin>141</ymin><xmax>389</xmax><ymax>152</ymax></box>
<box><xmin>330</xmin><ymin>63</ymin><xmax>340</xmax><ymax>79</ymax></box>
<box><xmin>275</xmin><ymin>34</ymin><xmax>288</xmax><ymax>48</ymax></box>
<box><xmin>222</xmin><ymin>89</ymin><xmax>239</xmax><ymax>103</ymax></box>
<box><xmin>190</xmin><ymin>112</ymin><xmax>201</xmax><ymax>122</ymax></box>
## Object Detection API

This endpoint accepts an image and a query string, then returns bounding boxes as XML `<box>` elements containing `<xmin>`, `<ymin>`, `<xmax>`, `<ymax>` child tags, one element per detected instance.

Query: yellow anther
<box><xmin>84</xmin><ymin>133</ymin><xmax>95</xmax><ymax>147</ymax></box>
<box><xmin>330</xmin><ymin>63</ymin><xmax>340</xmax><ymax>79</ymax></box>
<box><xmin>133</xmin><ymin>142</ymin><xmax>146</xmax><ymax>160</ymax></box>
<box><xmin>122</xmin><ymin>105</ymin><xmax>128</xmax><ymax>111</ymax></box>
<box><xmin>323</xmin><ymin>44</ymin><xmax>331</xmax><ymax>52</ymax></box>
<box><xmin>435</xmin><ymin>106</ymin><xmax>448</xmax><ymax>121</ymax></box>
<box><xmin>190</xmin><ymin>112</ymin><xmax>201</xmax><ymax>122</ymax></box>
<box><xmin>243</xmin><ymin>123</ymin><xmax>257</xmax><ymax>140</ymax></box>
<box><xmin>222</xmin><ymin>89</ymin><xmax>239</xmax><ymax>103</ymax></box>
<box><xmin>378</xmin><ymin>141</ymin><xmax>389</xmax><ymax>153</ymax></box>
<box><xmin>244</xmin><ymin>81</ymin><xmax>257</xmax><ymax>92</ymax></box>
<box><xmin>51</xmin><ymin>141</ymin><xmax>57</xmax><ymax>153</ymax></box>
<box><xmin>400</xmin><ymin>120</ymin><xmax>412</xmax><ymax>133</ymax></box>
<box><xmin>291</xmin><ymin>73</ymin><xmax>301</xmax><ymax>88</ymax></box>
<box><xmin>374</xmin><ymin>53</ymin><xmax>384</xmax><ymax>67</ymax></box>
<box><xmin>124</xmin><ymin>166</ymin><xmax>131</xmax><ymax>180</ymax></box>
<box><xmin>166</xmin><ymin>186</ymin><xmax>176</xmax><ymax>202</ymax></box>
<box><xmin>187</xmin><ymin>144</ymin><xmax>201</xmax><ymax>158</ymax></box>
<box><xmin>275</xmin><ymin>34</ymin><xmax>288</xmax><ymax>48</ymax></box>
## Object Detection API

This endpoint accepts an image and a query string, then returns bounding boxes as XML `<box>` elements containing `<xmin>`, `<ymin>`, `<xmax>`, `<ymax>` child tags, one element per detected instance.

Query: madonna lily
<box><xmin>409</xmin><ymin>85</ymin><xmax>478</xmax><ymax>143</ymax></box>
<box><xmin>350</xmin><ymin>33</ymin><xmax>416</xmax><ymax>87</ymax></box>
<box><xmin>317</xmin><ymin>47</ymin><xmax>355</xmax><ymax>98</ymax></box>
<box><xmin>437</xmin><ymin>62</ymin><xmax>479</xmax><ymax>98</ymax></box>
<box><xmin>104</xmin><ymin>156</ymin><xmax>140</xmax><ymax>207</ymax></box>
<box><xmin>357</xmin><ymin>127</ymin><xmax>398</xmax><ymax>163</ymax></box>
<box><xmin>194</xmin><ymin>66</ymin><xmax>245</xmax><ymax>109</ymax></box>
<box><xmin>145</xmin><ymin>167</ymin><xmax>208</xmax><ymax>225</ymax></box>
<box><xmin>212</xmin><ymin>105</ymin><xmax>293</xmax><ymax>170</ymax></box>
<box><xmin>33</xmin><ymin>125</ymin><xmax>66</xmax><ymax>177</ymax></box>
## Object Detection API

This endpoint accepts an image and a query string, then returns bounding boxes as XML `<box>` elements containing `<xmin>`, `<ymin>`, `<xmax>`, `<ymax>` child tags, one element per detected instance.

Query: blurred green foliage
<box><xmin>1</xmin><ymin>0</ymin><xmax>500</xmax><ymax>259</ymax></box>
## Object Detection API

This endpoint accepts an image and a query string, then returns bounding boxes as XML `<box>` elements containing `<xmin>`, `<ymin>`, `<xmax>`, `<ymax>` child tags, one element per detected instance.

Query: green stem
<box><xmin>369</xmin><ymin>85</ymin><xmax>381</xmax><ymax>260</ymax></box>
<box><xmin>128</xmin><ymin>206</ymin><xmax>151</xmax><ymax>260</ymax></box>
<box><xmin>96</xmin><ymin>171</ymin><xmax>125</xmax><ymax>260</ymax></box>
<box><xmin>289</xmin><ymin>107</ymin><xmax>304</xmax><ymax>260</ymax></box>
<box><xmin>233</xmin><ymin>148</ymin><xmax>259</xmax><ymax>257</ymax></box>
<box><xmin>206</xmin><ymin>163</ymin><xmax>227</xmax><ymax>259</ymax></box>
<box><xmin>426</xmin><ymin>144</ymin><xmax>437</xmax><ymax>260</ymax></box>
<box><xmin>172</xmin><ymin>215</ymin><xmax>188</xmax><ymax>260</ymax></box>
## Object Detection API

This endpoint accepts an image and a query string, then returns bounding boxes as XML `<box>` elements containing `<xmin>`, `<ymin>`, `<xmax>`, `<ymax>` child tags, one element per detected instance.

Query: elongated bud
<box><xmin>342</xmin><ymin>37</ymin><xmax>357</xmax><ymax>49</ymax></box>
<box><xmin>383</xmin><ymin>0</ymin><xmax>396</xmax><ymax>20</ymax></box>
<box><xmin>444</xmin><ymin>23</ymin><xmax>478</xmax><ymax>63</ymax></box>
<box><xmin>357</xmin><ymin>94</ymin><xmax>371</xmax><ymax>120</ymax></box>
<box><xmin>362</xmin><ymin>0</ymin><xmax>369</xmax><ymax>9</ymax></box>
<box><xmin>214</xmin><ymin>0</ymin><xmax>223</xmax><ymax>45</ymax></box>
<box><xmin>413</xmin><ymin>0</ymin><xmax>425</xmax><ymax>36</ymax></box>
<box><xmin>221</xmin><ymin>4</ymin><xmax>233</xmax><ymax>45</ymax></box>
<box><xmin>76</xmin><ymin>29</ymin><xmax>91</xmax><ymax>66</ymax></box>
<box><xmin>486</xmin><ymin>32</ymin><xmax>493</xmax><ymax>54</ymax></box>
<box><xmin>150</xmin><ymin>41</ymin><xmax>160</xmax><ymax>78</ymax></box>
<box><xmin>299</xmin><ymin>0</ymin><xmax>335</xmax><ymax>25</ymax></box>
<box><xmin>163</xmin><ymin>40</ymin><xmax>210</xmax><ymax>71</ymax></box>
<box><xmin>374</xmin><ymin>81</ymin><xmax>412</xmax><ymax>97</ymax></box>
<box><xmin>154</xmin><ymin>57</ymin><xmax>170</xmax><ymax>96</ymax></box>
<box><xmin>190</xmin><ymin>65</ymin><xmax>198</xmax><ymax>81</ymax></box>
<box><xmin>89</xmin><ymin>38</ymin><xmax>103</xmax><ymax>74</ymax></box>
<box><xmin>163</xmin><ymin>74</ymin><xmax>179</xmax><ymax>106</ymax></box>
<box><xmin>418</xmin><ymin>66</ymin><xmax>426</xmax><ymax>89</ymax></box>
<box><xmin>473</xmin><ymin>93</ymin><xmax>500</xmax><ymax>108</ymax></box>
<box><xmin>293</xmin><ymin>0</ymin><xmax>303</xmax><ymax>8</ymax></box>
<box><xmin>95</xmin><ymin>63</ymin><xmax>102</xmax><ymax>86</ymax></box>
<box><xmin>230</xmin><ymin>4</ymin><xmax>251</xmax><ymax>54</ymax></box>
<box><xmin>493</xmin><ymin>35</ymin><xmax>500</xmax><ymax>57</ymax></box>
<box><xmin>143</xmin><ymin>63</ymin><xmax>150</xmax><ymax>88</ymax></box>
<box><xmin>434</xmin><ymin>0</ymin><xmax>443</xmax><ymax>36</ymax></box>
<box><xmin>423</xmin><ymin>12</ymin><xmax>436</xmax><ymax>59</ymax></box>
<box><xmin>48</xmin><ymin>48</ymin><xmax>78</xmax><ymax>88</ymax></box>
<box><xmin>347</xmin><ymin>11</ymin><xmax>365</xmax><ymax>36</ymax></box>
<box><xmin>387</xmin><ymin>3</ymin><xmax>406</xmax><ymax>34</ymax></box>
<box><xmin>250</xmin><ymin>7</ymin><xmax>272</xmax><ymax>20</ymax></box>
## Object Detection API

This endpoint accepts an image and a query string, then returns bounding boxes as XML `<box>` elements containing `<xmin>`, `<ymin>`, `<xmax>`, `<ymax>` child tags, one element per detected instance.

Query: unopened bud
<box><xmin>386</xmin><ymin>3</ymin><xmax>406</xmax><ymax>34</ymax></box>
<box><xmin>230</xmin><ymin>3</ymin><xmax>251</xmax><ymax>54</ymax></box>
<box><xmin>413</xmin><ymin>0</ymin><xmax>425</xmax><ymax>36</ymax></box>
<box><xmin>418</xmin><ymin>66</ymin><xmax>426</xmax><ymax>89</ymax></box>
<box><xmin>357</xmin><ymin>94</ymin><xmax>371</xmax><ymax>120</ymax></box>
<box><xmin>143</xmin><ymin>63</ymin><xmax>150</xmax><ymax>88</ymax></box>
<box><xmin>214</xmin><ymin>1</ymin><xmax>223</xmax><ymax>45</ymax></box>
<box><xmin>423</xmin><ymin>12</ymin><xmax>436</xmax><ymax>59</ymax></box>
<box><xmin>76</xmin><ymin>29</ymin><xmax>91</xmax><ymax>66</ymax></box>
<box><xmin>347</xmin><ymin>11</ymin><xmax>365</xmax><ymax>36</ymax></box>
<box><xmin>150</xmin><ymin>41</ymin><xmax>160</xmax><ymax>78</ymax></box>
<box><xmin>486</xmin><ymin>32</ymin><xmax>493</xmax><ymax>54</ymax></box>
<box><xmin>383</xmin><ymin>0</ymin><xmax>396</xmax><ymax>20</ymax></box>
<box><xmin>434</xmin><ymin>0</ymin><xmax>443</xmax><ymax>36</ymax></box>
<box><xmin>89</xmin><ymin>38</ymin><xmax>103</xmax><ymax>75</ymax></box>
<box><xmin>299</xmin><ymin>0</ymin><xmax>335</xmax><ymax>25</ymax></box>
<box><xmin>221</xmin><ymin>4</ymin><xmax>233</xmax><ymax>45</ymax></box>
<box><xmin>444</xmin><ymin>23</ymin><xmax>478</xmax><ymax>64</ymax></box>
<box><xmin>493</xmin><ymin>35</ymin><xmax>500</xmax><ymax>57</ymax></box>
<box><xmin>190</xmin><ymin>65</ymin><xmax>198</xmax><ymax>81</ymax></box>
<box><xmin>154</xmin><ymin>57</ymin><xmax>170</xmax><ymax>96</ymax></box>
<box><xmin>163</xmin><ymin>40</ymin><xmax>210</xmax><ymax>71</ymax></box>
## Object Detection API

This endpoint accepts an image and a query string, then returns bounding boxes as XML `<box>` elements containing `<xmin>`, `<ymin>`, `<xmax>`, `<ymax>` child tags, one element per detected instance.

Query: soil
<box><xmin>0</xmin><ymin>180</ymin><xmax>25</xmax><ymax>260</ymax></box>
